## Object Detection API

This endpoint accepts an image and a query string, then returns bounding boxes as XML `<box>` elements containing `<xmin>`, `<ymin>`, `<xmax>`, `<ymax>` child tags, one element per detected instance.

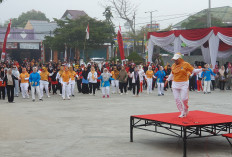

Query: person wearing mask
<box><xmin>0</xmin><ymin>67</ymin><xmax>6</xmax><ymax>100</ymax></box>
<box><xmin>98</xmin><ymin>68</ymin><xmax>114</xmax><ymax>98</ymax></box>
<box><xmin>12</xmin><ymin>65</ymin><xmax>20</xmax><ymax>97</ymax></box>
<box><xmin>69</xmin><ymin>66</ymin><xmax>78</xmax><ymax>97</ymax></box>
<box><xmin>155</xmin><ymin>66</ymin><xmax>166</xmax><ymax>96</ymax></box>
<box><xmin>88</xmin><ymin>67</ymin><xmax>98</xmax><ymax>96</ymax></box>
<box><xmin>61</xmin><ymin>66</ymin><xmax>71</xmax><ymax>100</ymax></box>
<box><xmin>111</xmin><ymin>66</ymin><xmax>120</xmax><ymax>94</ymax></box>
<box><xmin>40</xmin><ymin>67</ymin><xmax>51</xmax><ymax>98</ymax></box>
<box><xmin>130</xmin><ymin>66</ymin><xmax>140</xmax><ymax>97</ymax></box>
<box><xmin>145</xmin><ymin>66</ymin><xmax>154</xmax><ymax>94</ymax></box>
<box><xmin>118</xmin><ymin>66</ymin><xmax>128</xmax><ymax>95</ymax></box>
<box><xmin>165</xmin><ymin>53</ymin><xmax>206</xmax><ymax>118</ymax></box>
<box><xmin>3</xmin><ymin>69</ymin><xmax>18</xmax><ymax>103</ymax></box>
<box><xmin>29</xmin><ymin>67</ymin><xmax>42</xmax><ymax>102</ymax></box>
<box><xmin>219</xmin><ymin>66</ymin><xmax>226</xmax><ymax>90</ymax></box>
<box><xmin>19</xmin><ymin>68</ymin><xmax>30</xmax><ymax>99</ymax></box>
<box><xmin>226</xmin><ymin>63</ymin><xmax>232</xmax><ymax>90</ymax></box>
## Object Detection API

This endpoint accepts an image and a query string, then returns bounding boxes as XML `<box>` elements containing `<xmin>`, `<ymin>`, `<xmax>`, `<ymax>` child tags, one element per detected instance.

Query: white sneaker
<box><xmin>47</xmin><ymin>95</ymin><xmax>50</xmax><ymax>98</ymax></box>
<box><xmin>67</xmin><ymin>97</ymin><xmax>70</xmax><ymax>100</ymax></box>
<box><xmin>178</xmin><ymin>112</ymin><xmax>186</xmax><ymax>118</ymax></box>
<box><xmin>133</xmin><ymin>95</ymin><xmax>135</xmax><ymax>97</ymax></box>
<box><xmin>126</xmin><ymin>93</ymin><xmax>128</xmax><ymax>95</ymax></box>
<box><xmin>120</xmin><ymin>93</ymin><xmax>123</xmax><ymax>95</ymax></box>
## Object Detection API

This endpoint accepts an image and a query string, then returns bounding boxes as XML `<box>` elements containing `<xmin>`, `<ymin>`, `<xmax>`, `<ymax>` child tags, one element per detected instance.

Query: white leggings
<box><xmin>102</xmin><ymin>86</ymin><xmax>110</xmax><ymax>96</ymax></box>
<box><xmin>40</xmin><ymin>80</ymin><xmax>49</xmax><ymax>98</ymax></box>
<box><xmin>172</xmin><ymin>88</ymin><xmax>189</xmax><ymax>113</ymax></box>
<box><xmin>20</xmin><ymin>83</ymin><xmax>29</xmax><ymax>98</ymax></box>
<box><xmin>157</xmin><ymin>83</ymin><xmax>164</xmax><ymax>94</ymax></box>
<box><xmin>111</xmin><ymin>80</ymin><xmax>119</xmax><ymax>93</ymax></box>
<box><xmin>147</xmin><ymin>78</ymin><xmax>153</xmax><ymax>93</ymax></box>
<box><xmin>70</xmin><ymin>80</ymin><xmax>75</xmax><ymax>96</ymax></box>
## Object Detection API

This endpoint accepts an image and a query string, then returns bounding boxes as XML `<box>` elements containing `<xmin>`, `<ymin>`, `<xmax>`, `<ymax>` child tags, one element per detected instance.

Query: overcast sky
<box><xmin>0</xmin><ymin>0</ymin><xmax>232</xmax><ymax>30</ymax></box>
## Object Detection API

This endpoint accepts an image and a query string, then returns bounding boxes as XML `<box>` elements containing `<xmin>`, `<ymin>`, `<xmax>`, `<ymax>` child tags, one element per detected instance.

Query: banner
<box><xmin>1</xmin><ymin>20</ymin><xmax>11</xmax><ymax>61</ymax></box>
<box><xmin>117</xmin><ymin>26</ymin><xmax>125</xmax><ymax>60</ymax></box>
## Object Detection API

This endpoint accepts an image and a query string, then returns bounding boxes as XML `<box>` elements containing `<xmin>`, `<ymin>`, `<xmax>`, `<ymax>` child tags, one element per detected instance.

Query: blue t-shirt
<box><xmin>155</xmin><ymin>70</ymin><xmax>166</xmax><ymax>83</ymax></box>
<box><xmin>29</xmin><ymin>72</ymin><xmax>41</xmax><ymax>86</ymax></box>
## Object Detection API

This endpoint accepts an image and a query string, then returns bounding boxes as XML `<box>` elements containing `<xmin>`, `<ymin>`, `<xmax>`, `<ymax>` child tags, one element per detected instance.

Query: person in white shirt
<box><xmin>88</xmin><ymin>67</ymin><xmax>98</xmax><ymax>96</ymax></box>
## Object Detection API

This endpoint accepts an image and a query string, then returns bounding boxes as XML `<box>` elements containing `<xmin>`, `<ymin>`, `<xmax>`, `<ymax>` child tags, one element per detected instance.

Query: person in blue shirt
<box><xmin>155</xmin><ymin>66</ymin><xmax>166</xmax><ymax>96</ymax></box>
<box><xmin>201</xmin><ymin>64</ymin><xmax>215</xmax><ymax>94</ymax></box>
<box><xmin>98</xmin><ymin>68</ymin><xmax>114</xmax><ymax>98</ymax></box>
<box><xmin>29</xmin><ymin>67</ymin><xmax>42</xmax><ymax>102</ymax></box>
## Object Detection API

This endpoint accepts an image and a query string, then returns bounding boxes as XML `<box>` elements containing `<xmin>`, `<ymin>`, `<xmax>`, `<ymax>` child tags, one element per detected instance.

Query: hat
<box><xmin>172</xmin><ymin>53</ymin><xmax>182</xmax><ymax>60</ymax></box>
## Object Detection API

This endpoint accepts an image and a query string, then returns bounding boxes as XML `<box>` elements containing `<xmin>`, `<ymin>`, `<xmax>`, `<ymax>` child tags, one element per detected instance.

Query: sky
<box><xmin>0</xmin><ymin>0</ymin><xmax>232</xmax><ymax>31</ymax></box>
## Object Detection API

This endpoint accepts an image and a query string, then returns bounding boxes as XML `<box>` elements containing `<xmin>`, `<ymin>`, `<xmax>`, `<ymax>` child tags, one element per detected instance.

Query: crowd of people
<box><xmin>0</xmin><ymin>58</ymin><xmax>231</xmax><ymax>103</ymax></box>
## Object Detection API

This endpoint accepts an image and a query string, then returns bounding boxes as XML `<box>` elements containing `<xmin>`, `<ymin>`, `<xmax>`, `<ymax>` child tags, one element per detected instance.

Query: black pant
<box><xmin>77</xmin><ymin>80</ymin><xmax>82</xmax><ymax>93</ymax></box>
<box><xmin>211</xmin><ymin>80</ymin><xmax>216</xmax><ymax>90</ymax></box>
<box><xmin>97</xmin><ymin>82</ymin><xmax>101</xmax><ymax>90</ymax></box>
<box><xmin>189</xmin><ymin>77</ymin><xmax>196</xmax><ymax>91</ymax></box>
<box><xmin>6</xmin><ymin>85</ymin><xmax>14</xmax><ymax>102</ymax></box>
<box><xmin>58</xmin><ymin>82</ymin><xmax>62</xmax><ymax>94</ymax></box>
<box><xmin>82</xmin><ymin>83</ymin><xmax>89</xmax><ymax>94</ymax></box>
<box><xmin>119</xmin><ymin>82</ymin><xmax>127</xmax><ymax>93</ymax></box>
<box><xmin>128</xmin><ymin>78</ymin><xmax>132</xmax><ymax>90</ymax></box>
<box><xmin>0</xmin><ymin>86</ymin><xmax>5</xmax><ymax>99</ymax></box>
<box><xmin>219</xmin><ymin>81</ymin><xmax>225</xmax><ymax>90</ymax></box>
<box><xmin>89</xmin><ymin>83</ymin><xmax>97</xmax><ymax>95</ymax></box>
<box><xmin>52</xmin><ymin>84</ymin><xmax>57</xmax><ymax>94</ymax></box>
<box><xmin>132</xmin><ymin>82</ymin><xmax>140</xmax><ymax>95</ymax></box>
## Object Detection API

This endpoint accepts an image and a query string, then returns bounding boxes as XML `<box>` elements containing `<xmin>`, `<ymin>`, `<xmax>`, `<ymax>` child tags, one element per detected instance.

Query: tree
<box><xmin>44</xmin><ymin>16</ymin><xmax>115</xmax><ymax>61</ymax></box>
<box><xmin>10</xmin><ymin>10</ymin><xmax>50</xmax><ymax>27</ymax></box>
<box><xmin>0</xmin><ymin>0</ymin><xmax>3</xmax><ymax>3</ymax></box>
<box><xmin>181</xmin><ymin>14</ymin><xmax>225</xmax><ymax>29</ymax></box>
<box><xmin>127</xmin><ymin>52</ymin><xmax>144</xmax><ymax>64</ymax></box>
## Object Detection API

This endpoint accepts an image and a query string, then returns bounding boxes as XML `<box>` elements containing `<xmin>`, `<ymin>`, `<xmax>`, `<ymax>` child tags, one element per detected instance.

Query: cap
<box><xmin>172</xmin><ymin>53</ymin><xmax>182</xmax><ymax>60</ymax></box>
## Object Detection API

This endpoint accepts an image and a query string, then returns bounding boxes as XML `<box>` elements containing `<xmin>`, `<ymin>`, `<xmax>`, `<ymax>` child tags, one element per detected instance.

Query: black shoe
<box><xmin>39</xmin><ymin>99</ymin><xmax>43</xmax><ymax>101</ymax></box>
<box><xmin>32</xmin><ymin>99</ymin><xmax>35</xmax><ymax>102</ymax></box>
<box><xmin>72</xmin><ymin>95</ymin><xmax>75</xmax><ymax>97</ymax></box>
<box><xmin>161</xmin><ymin>93</ymin><xmax>164</xmax><ymax>95</ymax></box>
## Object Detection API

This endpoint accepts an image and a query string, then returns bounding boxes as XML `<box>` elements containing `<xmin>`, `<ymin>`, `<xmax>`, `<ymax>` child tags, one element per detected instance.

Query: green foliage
<box><xmin>127</xmin><ymin>52</ymin><xmax>144</xmax><ymax>64</ymax></box>
<box><xmin>0</xmin><ymin>0</ymin><xmax>3</xmax><ymax>3</ymax></box>
<box><xmin>10</xmin><ymin>10</ymin><xmax>50</xmax><ymax>27</ymax></box>
<box><xmin>181</xmin><ymin>14</ymin><xmax>225</xmax><ymax>29</ymax></box>
<box><xmin>44</xmin><ymin>16</ymin><xmax>115</xmax><ymax>52</ymax></box>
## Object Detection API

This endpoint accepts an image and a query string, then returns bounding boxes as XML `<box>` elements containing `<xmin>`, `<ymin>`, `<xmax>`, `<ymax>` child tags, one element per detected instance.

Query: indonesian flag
<box><xmin>117</xmin><ymin>26</ymin><xmax>125</xmax><ymax>60</ymax></box>
<box><xmin>1</xmin><ymin>20</ymin><xmax>11</xmax><ymax>61</ymax></box>
<box><xmin>86</xmin><ymin>24</ymin><xmax>89</xmax><ymax>40</ymax></box>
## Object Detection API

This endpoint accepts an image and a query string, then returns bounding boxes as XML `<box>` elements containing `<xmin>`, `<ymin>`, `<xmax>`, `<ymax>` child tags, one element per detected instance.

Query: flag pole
<box><xmin>83</xmin><ymin>38</ymin><xmax>86</xmax><ymax>63</ymax></box>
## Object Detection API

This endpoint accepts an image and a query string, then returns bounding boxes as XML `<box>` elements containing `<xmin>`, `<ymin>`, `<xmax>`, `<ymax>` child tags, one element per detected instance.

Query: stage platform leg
<box><xmin>183</xmin><ymin>127</ymin><xmax>187</xmax><ymax>157</ymax></box>
<box><xmin>130</xmin><ymin>117</ymin><xmax>134</xmax><ymax>142</ymax></box>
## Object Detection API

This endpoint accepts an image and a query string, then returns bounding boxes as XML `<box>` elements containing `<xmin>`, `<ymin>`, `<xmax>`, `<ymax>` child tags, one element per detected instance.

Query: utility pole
<box><xmin>208</xmin><ymin>0</ymin><xmax>211</xmax><ymax>27</ymax></box>
<box><xmin>133</xmin><ymin>12</ymin><xmax>136</xmax><ymax>52</ymax></box>
<box><xmin>145</xmin><ymin>10</ymin><xmax>158</xmax><ymax>31</ymax></box>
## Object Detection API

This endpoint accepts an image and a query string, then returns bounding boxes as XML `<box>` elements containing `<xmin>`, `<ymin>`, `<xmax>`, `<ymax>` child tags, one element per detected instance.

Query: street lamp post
<box><xmin>145</xmin><ymin>10</ymin><xmax>158</xmax><ymax>31</ymax></box>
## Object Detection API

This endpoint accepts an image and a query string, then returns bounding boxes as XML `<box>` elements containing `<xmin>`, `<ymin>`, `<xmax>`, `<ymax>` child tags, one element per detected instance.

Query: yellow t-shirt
<box><xmin>20</xmin><ymin>73</ymin><xmax>30</xmax><ymax>83</ymax></box>
<box><xmin>40</xmin><ymin>71</ymin><xmax>49</xmax><ymax>81</ymax></box>
<box><xmin>171</xmin><ymin>60</ymin><xmax>194</xmax><ymax>82</ymax></box>
<box><xmin>62</xmin><ymin>71</ymin><xmax>71</xmax><ymax>83</ymax></box>
<box><xmin>146</xmin><ymin>70</ymin><xmax>154</xmax><ymax>79</ymax></box>
<box><xmin>70</xmin><ymin>71</ymin><xmax>76</xmax><ymax>81</ymax></box>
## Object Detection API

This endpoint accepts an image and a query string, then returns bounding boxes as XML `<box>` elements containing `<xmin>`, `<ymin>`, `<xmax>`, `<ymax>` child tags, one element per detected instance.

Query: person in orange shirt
<box><xmin>61</xmin><ymin>66</ymin><xmax>71</xmax><ymax>100</ymax></box>
<box><xmin>145</xmin><ymin>66</ymin><xmax>154</xmax><ymax>94</ymax></box>
<box><xmin>19</xmin><ymin>68</ymin><xmax>30</xmax><ymax>99</ymax></box>
<box><xmin>111</xmin><ymin>66</ymin><xmax>119</xmax><ymax>94</ymax></box>
<box><xmin>69</xmin><ymin>66</ymin><xmax>78</xmax><ymax>97</ymax></box>
<box><xmin>165</xmin><ymin>53</ymin><xmax>206</xmax><ymax>118</ymax></box>
<box><xmin>39</xmin><ymin>67</ymin><xmax>51</xmax><ymax>98</ymax></box>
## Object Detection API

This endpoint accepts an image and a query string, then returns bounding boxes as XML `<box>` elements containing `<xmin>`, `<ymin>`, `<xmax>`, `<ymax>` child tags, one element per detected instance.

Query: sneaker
<box><xmin>120</xmin><ymin>93</ymin><xmax>123</xmax><ymax>96</ymax></box>
<box><xmin>63</xmin><ymin>98</ymin><xmax>65</xmax><ymax>100</ymax></box>
<box><xmin>107</xmin><ymin>95</ymin><xmax>109</xmax><ymax>98</ymax></box>
<box><xmin>89</xmin><ymin>93</ymin><xmax>93</xmax><ymax>95</ymax></box>
<box><xmin>103</xmin><ymin>96</ymin><xmax>105</xmax><ymax>98</ymax></box>
<box><xmin>161</xmin><ymin>93</ymin><xmax>164</xmax><ymax>95</ymax></box>
<box><xmin>59</xmin><ymin>94</ymin><xmax>62</xmax><ymax>96</ymax></box>
<box><xmin>32</xmin><ymin>99</ymin><xmax>35</xmax><ymax>102</ymax></box>
<box><xmin>39</xmin><ymin>99</ymin><xmax>43</xmax><ymax>101</ymax></box>
<box><xmin>178</xmin><ymin>112</ymin><xmax>186</xmax><ymax>118</ymax></box>
<box><xmin>72</xmin><ymin>95</ymin><xmax>75</xmax><ymax>97</ymax></box>
<box><xmin>67</xmin><ymin>97</ymin><xmax>71</xmax><ymax>100</ymax></box>
<box><xmin>47</xmin><ymin>95</ymin><xmax>51</xmax><ymax>98</ymax></box>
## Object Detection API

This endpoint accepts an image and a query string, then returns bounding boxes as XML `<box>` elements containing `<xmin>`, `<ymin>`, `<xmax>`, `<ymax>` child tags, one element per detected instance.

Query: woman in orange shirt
<box><xmin>19</xmin><ymin>68</ymin><xmax>30</xmax><ymax>99</ymax></box>
<box><xmin>165</xmin><ymin>53</ymin><xmax>206</xmax><ymax>118</ymax></box>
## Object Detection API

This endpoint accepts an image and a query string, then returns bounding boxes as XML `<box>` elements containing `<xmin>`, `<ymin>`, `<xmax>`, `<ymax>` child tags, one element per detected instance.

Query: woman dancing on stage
<box><xmin>165</xmin><ymin>53</ymin><xmax>207</xmax><ymax>118</ymax></box>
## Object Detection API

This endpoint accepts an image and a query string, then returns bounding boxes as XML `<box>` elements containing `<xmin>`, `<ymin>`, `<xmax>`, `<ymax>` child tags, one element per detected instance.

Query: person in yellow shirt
<box><xmin>19</xmin><ymin>68</ymin><xmax>30</xmax><ymax>99</ymax></box>
<box><xmin>111</xmin><ymin>66</ymin><xmax>119</xmax><ymax>94</ymax></box>
<box><xmin>145</xmin><ymin>66</ymin><xmax>154</xmax><ymax>94</ymax></box>
<box><xmin>39</xmin><ymin>67</ymin><xmax>51</xmax><ymax>98</ymax></box>
<box><xmin>69</xmin><ymin>66</ymin><xmax>78</xmax><ymax>96</ymax></box>
<box><xmin>165</xmin><ymin>53</ymin><xmax>206</xmax><ymax>118</ymax></box>
<box><xmin>61</xmin><ymin>66</ymin><xmax>71</xmax><ymax>100</ymax></box>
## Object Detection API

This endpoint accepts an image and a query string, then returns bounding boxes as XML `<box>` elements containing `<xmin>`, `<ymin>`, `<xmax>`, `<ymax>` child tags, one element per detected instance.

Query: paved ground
<box><xmin>0</xmin><ymin>88</ymin><xmax>231</xmax><ymax>157</ymax></box>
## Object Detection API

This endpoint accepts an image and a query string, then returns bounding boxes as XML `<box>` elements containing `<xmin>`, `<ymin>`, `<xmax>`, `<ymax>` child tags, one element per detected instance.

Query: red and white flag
<box><xmin>1</xmin><ymin>20</ymin><xmax>11</xmax><ymax>61</ymax></box>
<box><xmin>86</xmin><ymin>24</ymin><xmax>89</xmax><ymax>40</ymax></box>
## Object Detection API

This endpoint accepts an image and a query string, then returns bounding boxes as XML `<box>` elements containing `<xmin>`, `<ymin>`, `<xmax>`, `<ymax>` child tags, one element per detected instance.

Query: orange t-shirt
<box><xmin>146</xmin><ymin>70</ymin><xmax>154</xmax><ymax>79</ymax></box>
<box><xmin>20</xmin><ymin>72</ymin><xmax>30</xmax><ymax>83</ymax></box>
<box><xmin>62</xmin><ymin>71</ymin><xmax>71</xmax><ymax>83</ymax></box>
<box><xmin>70</xmin><ymin>71</ymin><xmax>76</xmax><ymax>81</ymax></box>
<box><xmin>40</xmin><ymin>71</ymin><xmax>49</xmax><ymax>81</ymax></box>
<box><xmin>171</xmin><ymin>60</ymin><xmax>194</xmax><ymax>82</ymax></box>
